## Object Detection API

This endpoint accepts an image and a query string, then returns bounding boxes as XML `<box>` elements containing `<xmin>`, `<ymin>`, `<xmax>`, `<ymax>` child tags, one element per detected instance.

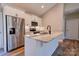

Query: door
<box><xmin>66</xmin><ymin>19</ymin><xmax>79</xmax><ymax>39</ymax></box>
<box><xmin>6</xmin><ymin>15</ymin><xmax>17</xmax><ymax>51</ymax></box>
<box><xmin>16</xmin><ymin>18</ymin><xmax>24</xmax><ymax>47</ymax></box>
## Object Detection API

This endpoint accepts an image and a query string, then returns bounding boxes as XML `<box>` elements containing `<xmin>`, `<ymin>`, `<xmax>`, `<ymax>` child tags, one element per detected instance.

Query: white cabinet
<box><xmin>33</xmin><ymin>34</ymin><xmax>64</xmax><ymax>56</ymax></box>
<box><xmin>25</xmin><ymin>15</ymin><xmax>42</xmax><ymax>33</ymax></box>
<box><xmin>34</xmin><ymin>38</ymin><xmax>58</xmax><ymax>56</ymax></box>
<box><xmin>25</xmin><ymin>34</ymin><xmax>64</xmax><ymax>56</ymax></box>
<box><xmin>35</xmin><ymin>16</ymin><xmax>42</xmax><ymax>26</ymax></box>
<box><xmin>25</xmin><ymin>37</ymin><xmax>42</xmax><ymax>56</ymax></box>
<box><xmin>27</xmin><ymin>15</ymin><xmax>42</xmax><ymax>26</ymax></box>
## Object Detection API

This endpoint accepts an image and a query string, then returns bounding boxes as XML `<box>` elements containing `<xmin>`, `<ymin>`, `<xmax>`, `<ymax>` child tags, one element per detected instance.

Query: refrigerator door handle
<box><xmin>78</xmin><ymin>23</ymin><xmax>79</xmax><ymax>39</ymax></box>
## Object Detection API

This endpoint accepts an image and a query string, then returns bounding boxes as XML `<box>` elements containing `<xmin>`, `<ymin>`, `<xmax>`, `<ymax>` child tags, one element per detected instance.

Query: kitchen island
<box><xmin>25</xmin><ymin>32</ymin><xmax>64</xmax><ymax>56</ymax></box>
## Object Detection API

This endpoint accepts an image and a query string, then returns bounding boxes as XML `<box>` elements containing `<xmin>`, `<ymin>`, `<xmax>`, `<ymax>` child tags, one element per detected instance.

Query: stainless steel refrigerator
<box><xmin>6</xmin><ymin>15</ymin><xmax>25</xmax><ymax>52</ymax></box>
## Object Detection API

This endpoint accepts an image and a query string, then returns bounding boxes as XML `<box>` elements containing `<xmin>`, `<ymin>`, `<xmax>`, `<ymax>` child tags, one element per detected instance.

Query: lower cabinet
<box><xmin>25</xmin><ymin>37</ymin><xmax>42</xmax><ymax>56</ymax></box>
<box><xmin>25</xmin><ymin>34</ymin><xmax>64</xmax><ymax>56</ymax></box>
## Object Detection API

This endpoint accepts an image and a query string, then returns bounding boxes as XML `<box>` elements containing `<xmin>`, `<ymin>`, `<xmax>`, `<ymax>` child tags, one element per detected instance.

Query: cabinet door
<box><xmin>25</xmin><ymin>37</ymin><xmax>42</xmax><ymax>56</ymax></box>
<box><xmin>66</xmin><ymin>19</ymin><xmax>79</xmax><ymax>39</ymax></box>
<box><xmin>16</xmin><ymin>18</ymin><xmax>24</xmax><ymax>47</ymax></box>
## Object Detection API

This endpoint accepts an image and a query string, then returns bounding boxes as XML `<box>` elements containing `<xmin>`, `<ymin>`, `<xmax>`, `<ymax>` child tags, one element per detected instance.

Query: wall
<box><xmin>0</xmin><ymin>12</ymin><xmax>4</xmax><ymax>49</ymax></box>
<box><xmin>42</xmin><ymin>3</ymin><xmax>64</xmax><ymax>32</ymax></box>
<box><xmin>0</xmin><ymin>4</ymin><xmax>4</xmax><ymax>49</ymax></box>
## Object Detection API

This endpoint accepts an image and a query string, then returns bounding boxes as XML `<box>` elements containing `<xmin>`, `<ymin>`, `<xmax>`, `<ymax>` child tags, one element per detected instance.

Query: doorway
<box><xmin>65</xmin><ymin>13</ymin><xmax>79</xmax><ymax>40</ymax></box>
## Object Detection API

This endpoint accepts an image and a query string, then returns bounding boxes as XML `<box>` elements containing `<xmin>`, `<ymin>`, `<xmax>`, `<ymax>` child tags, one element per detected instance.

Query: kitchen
<box><xmin>0</xmin><ymin>3</ymin><xmax>64</xmax><ymax>56</ymax></box>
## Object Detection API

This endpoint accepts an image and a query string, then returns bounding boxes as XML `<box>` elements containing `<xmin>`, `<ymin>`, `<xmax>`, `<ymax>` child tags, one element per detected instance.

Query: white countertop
<box><xmin>25</xmin><ymin>32</ymin><xmax>63</xmax><ymax>42</ymax></box>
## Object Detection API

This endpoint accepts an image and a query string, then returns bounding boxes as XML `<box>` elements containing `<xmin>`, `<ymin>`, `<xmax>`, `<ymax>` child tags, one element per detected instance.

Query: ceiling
<box><xmin>64</xmin><ymin>3</ymin><xmax>79</xmax><ymax>15</ymax></box>
<box><xmin>6</xmin><ymin>3</ymin><xmax>56</xmax><ymax>17</ymax></box>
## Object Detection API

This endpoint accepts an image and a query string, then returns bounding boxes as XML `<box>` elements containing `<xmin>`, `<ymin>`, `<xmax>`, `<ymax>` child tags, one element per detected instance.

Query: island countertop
<box><xmin>25</xmin><ymin>31</ymin><xmax>64</xmax><ymax>56</ymax></box>
<box><xmin>25</xmin><ymin>32</ymin><xmax>64</xmax><ymax>42</ymax></box>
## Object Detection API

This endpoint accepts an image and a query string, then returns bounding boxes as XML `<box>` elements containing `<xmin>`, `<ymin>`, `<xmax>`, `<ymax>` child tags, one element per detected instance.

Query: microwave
<box><xmin>31</xmin><ymin>21</ymin><xmax>38</xmax><ymax>26</ymax></box>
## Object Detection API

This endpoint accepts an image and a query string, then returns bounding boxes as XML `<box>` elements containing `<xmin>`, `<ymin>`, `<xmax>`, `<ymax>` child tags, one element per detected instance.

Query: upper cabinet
<box><xmin>30</xmin><ymin>15</ymin><xmax>42</xmax><ymax>26</ymax></box>
<box><xmin>3</xmin><ymin>6</ymin><xmax>42</xmax><ymax>27</ymax></box>
<box><xmin>25</xmin><ymin>15</ymin><xmax>42</xmax><ymax>27</ymax></box>
<box><xmin>3</xmin><ymin>6</ymin><xmax>26</xmax><ymax>18</ymax></box>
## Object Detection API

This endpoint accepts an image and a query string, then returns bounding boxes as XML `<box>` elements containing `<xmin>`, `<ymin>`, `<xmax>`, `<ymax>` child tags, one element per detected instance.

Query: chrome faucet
<box><xmin>47</xmin><ymin>25</ymin><xmax>51</xmax><ymax>34</ymax></box>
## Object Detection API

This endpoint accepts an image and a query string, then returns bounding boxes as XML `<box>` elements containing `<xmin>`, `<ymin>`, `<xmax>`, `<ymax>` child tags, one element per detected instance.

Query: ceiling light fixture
<box><xmin>41</xmin><ymin>5</ymin><xmax>45</xmax><ymax>8</ymax></box>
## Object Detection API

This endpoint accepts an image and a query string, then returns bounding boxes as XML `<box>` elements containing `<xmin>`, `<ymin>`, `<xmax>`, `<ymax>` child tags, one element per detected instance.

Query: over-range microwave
<box><xmin>31</xmin><ymin>21</ymin><xmax>38</xmax><ymax>26</ymax></box>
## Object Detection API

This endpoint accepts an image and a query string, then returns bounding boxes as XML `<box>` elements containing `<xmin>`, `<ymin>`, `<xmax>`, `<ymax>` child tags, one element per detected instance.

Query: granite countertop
<box><xmin>25</xmin><ymin>32</ymin><xmax>63</xmax><ymax>42</ymax></box>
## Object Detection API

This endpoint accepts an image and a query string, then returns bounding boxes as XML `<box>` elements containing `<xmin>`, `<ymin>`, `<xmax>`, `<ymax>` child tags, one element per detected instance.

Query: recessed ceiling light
<box><xmin>41</xmin><ymin>5</ymin><xmax>45</xmax><ymax>8</ymax></box>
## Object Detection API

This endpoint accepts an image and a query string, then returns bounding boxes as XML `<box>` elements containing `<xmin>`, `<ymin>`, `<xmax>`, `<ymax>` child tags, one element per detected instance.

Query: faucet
<box><xmin>47</xmin><ymin>25</ymin><xmax>51</xmax><ymax>34</ymax></box>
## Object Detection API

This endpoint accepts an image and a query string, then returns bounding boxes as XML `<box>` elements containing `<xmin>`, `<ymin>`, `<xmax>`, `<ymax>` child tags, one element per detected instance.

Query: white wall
<box><xmin>42</xmin><ymin>4</ymin><xmax>64</xmax><ymax>32</ymax></box>
<box><xmin>0</xmin><ymin>13</ymin><xmax>4</xmax><ymax>49</ymax></box>
<box><xmin>0</xmin><ymin>4</ymin><xmax>4</xmax><ymax>49</ymax></box>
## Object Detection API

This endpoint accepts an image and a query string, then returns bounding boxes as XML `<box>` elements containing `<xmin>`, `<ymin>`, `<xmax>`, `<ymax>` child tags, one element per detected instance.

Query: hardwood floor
<box><xmin>52</xmin><ymin>39</ymin><xmax>79</xmax><ymax>56</ymax></box>
<box><xmin>3</xmin><ymin>39</ymin><xmax>79</xmax><ymax>56</ymax></box>
<box><xmin>3</xmin><ymin>47</ymin><xmax>24</xmax><ymax>56</ymax></box>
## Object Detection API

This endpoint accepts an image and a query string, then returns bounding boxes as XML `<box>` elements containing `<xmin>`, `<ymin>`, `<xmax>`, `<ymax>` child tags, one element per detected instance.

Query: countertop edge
<box><xmin>25</xmin><ymin>32</ymin><xmax>64</xmax><ymax>42</ymax></box>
